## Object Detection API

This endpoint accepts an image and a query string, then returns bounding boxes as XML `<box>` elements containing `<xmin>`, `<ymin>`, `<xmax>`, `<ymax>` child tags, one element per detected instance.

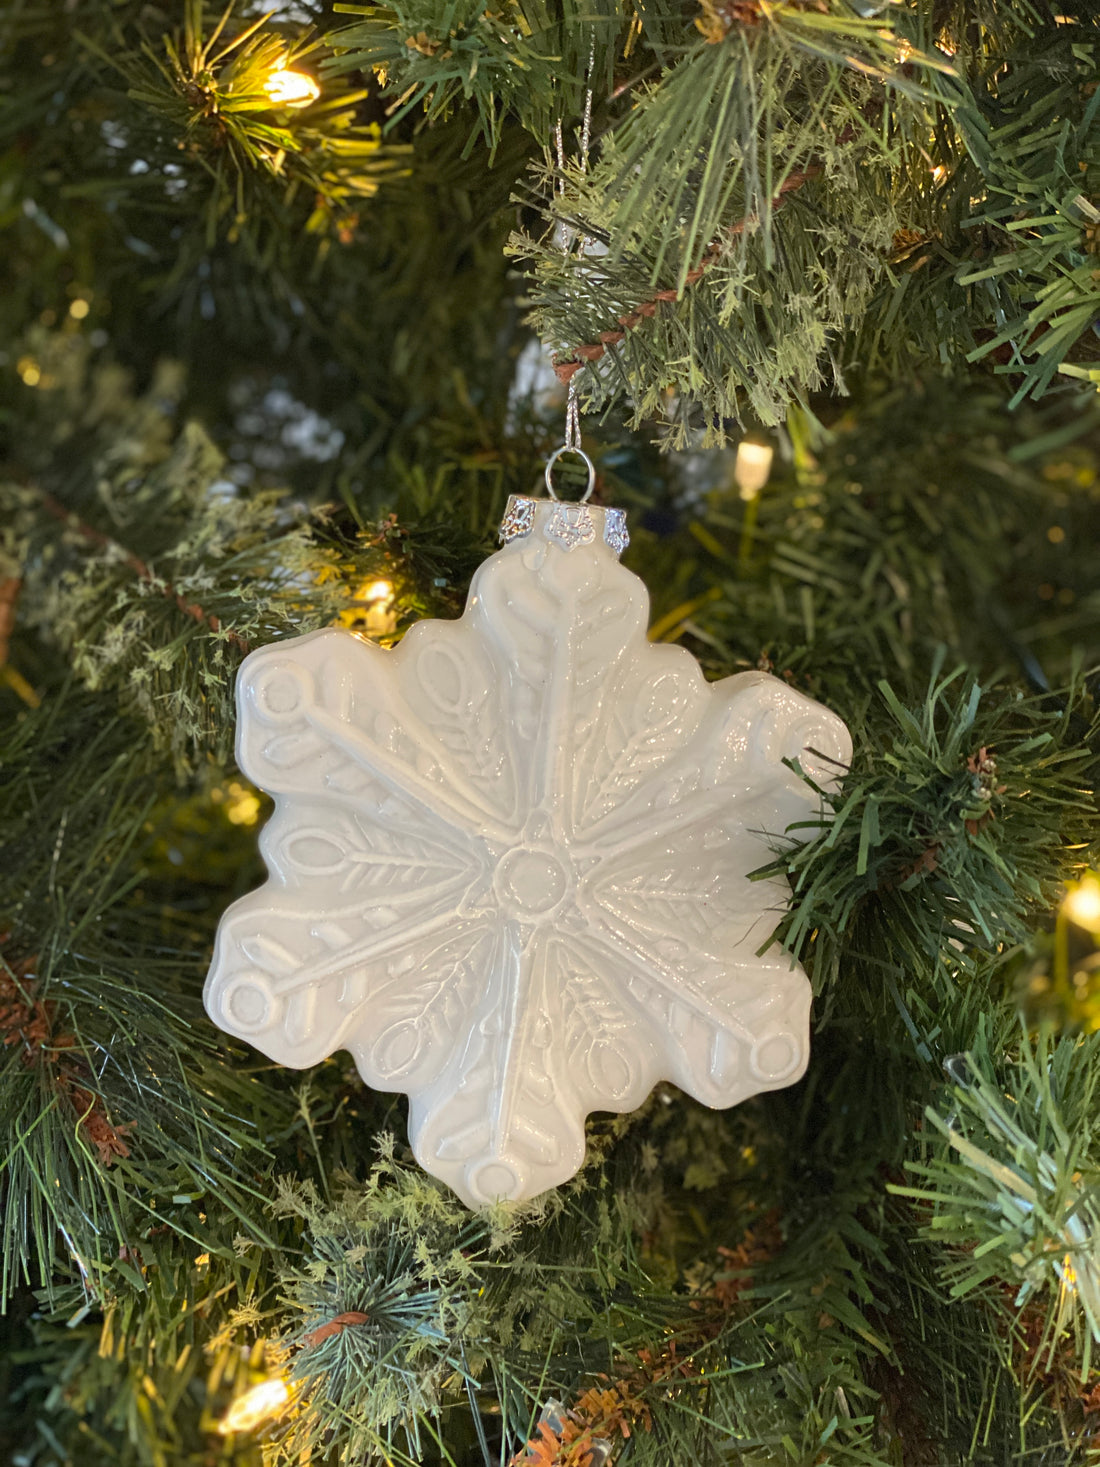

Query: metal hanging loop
<box><xmin>544</xmin><ymin>444</ymin><xmax>596</xmax><ymax>503</ymax></box>
<box><xmin>541</xmin><ymin>39</ymin><xmax>597</xmax><ymax>508</ymax></box>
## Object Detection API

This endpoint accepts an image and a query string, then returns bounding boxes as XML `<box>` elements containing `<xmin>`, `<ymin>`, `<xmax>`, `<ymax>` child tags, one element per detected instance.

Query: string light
<box><xmin>211</xmin><ymin>780</ymin><xmax>262</xmax><ymax>826</ymax></box>
<box><xmin>1063</xmin><ymin>873</ymin><xmax>1100</xmax><ymax>931</ymax></box>
<box><xmin>734</xmin><ymin>440</ymin><xmax>774</xmax><ymax>501</ymax></box>
<box><xmin>340</xmin><ymin>578</ymin><xmax>397</xmax><ymax>638</ymax></box>
<box><xmin>264</xmin><ymin>60</ymin><xmax>320</xmax><ymax>109</ymax></box>
<box><xmin>218</xmin><ymin>1376</ymin><xmax>292</xmax><ymax>1435</ymax></box>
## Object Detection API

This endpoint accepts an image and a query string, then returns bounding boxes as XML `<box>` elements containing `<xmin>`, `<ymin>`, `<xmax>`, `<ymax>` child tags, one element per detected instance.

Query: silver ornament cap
<box><xmin>500</xmin><ymin>494</ymin><xmax>630</xmax><ymax>557</ymax></box>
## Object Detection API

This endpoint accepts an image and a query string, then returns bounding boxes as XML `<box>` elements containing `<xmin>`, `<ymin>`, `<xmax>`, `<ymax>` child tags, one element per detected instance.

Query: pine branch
<box><xmin>512</xmin><ymin>9</ymin><xmax>955</xmax><ymax>439</ymax></box>
<box><xmin>1</xmin><ymin>341</ymin><xmax>355</xmax><ymax>772</ymax></box>
<box><xmin>774</xmin><ymin>664</ymin><xmax>1097</xmax><ymax>1023</ymax></box>
<box><xmin>37</xmin><ymin>490</ymin><xmax>252</xmax><ymax>655</ymax></box>
<box><xmin>893</xmin><ymin>1023</ymin><xmax>1100</xmax><ymax>1356</ymax></box>
<box><xmin>323</xmin><ymin>0</ymin><xmax>631</xmax><ymax>156</ymax></box>
<box><xmin>550</xmin><ymin>156</ymin><xmax>830</xmax><ymax>386</ymax></box>
<box><xmin>75</xmin><ymin>3</ymin><xmax>411</xmax><ymax>244</ymax></box>
<box><xmin>0</xmin><ymin>693</ymin><xmax>295</xmax><ymax>1303</ymax></box>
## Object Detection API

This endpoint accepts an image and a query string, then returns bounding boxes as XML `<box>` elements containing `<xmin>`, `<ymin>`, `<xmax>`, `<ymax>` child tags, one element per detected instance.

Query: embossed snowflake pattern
<box><xmin>205</xmin><ymin>501</ymin><xmax>851</xmax><ymax>1208</ymax></box>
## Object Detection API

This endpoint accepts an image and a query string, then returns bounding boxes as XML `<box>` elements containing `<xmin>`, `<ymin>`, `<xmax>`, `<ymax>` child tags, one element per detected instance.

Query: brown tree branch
<box><xmin>0</xmin><ymin>577</ymin><xmax>21</xmax><ymax>668</ymax></box>
<box><xmin>0</xmin><ymin>939</ymin><xmax>135</xmax><ymax>1166</ymax></box>
<box><xmin>301</xmin><ymin>1311</ymin><xmax>371</xmax><ymax>1348</ymax></box>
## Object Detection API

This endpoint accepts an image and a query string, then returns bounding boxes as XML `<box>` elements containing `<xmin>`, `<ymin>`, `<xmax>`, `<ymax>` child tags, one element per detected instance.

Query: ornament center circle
<box><xmin>494</xmin><ymin>848</ymin><xmax>569</xmax><ymax>915</ymax></box>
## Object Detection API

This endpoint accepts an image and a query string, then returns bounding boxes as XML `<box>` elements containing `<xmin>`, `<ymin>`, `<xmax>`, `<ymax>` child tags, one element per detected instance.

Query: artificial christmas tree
<box><xmin>1</xmin><ymin>2</ymin><xmax>1099</xmax><ymax>1464</ymax></box>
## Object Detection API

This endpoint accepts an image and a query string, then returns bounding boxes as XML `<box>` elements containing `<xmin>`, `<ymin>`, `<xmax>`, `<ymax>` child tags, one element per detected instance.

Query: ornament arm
<box><xmin>303</xmin><ymin>700</ymin><xmax>515</xmax><ymax>846</ymax></box>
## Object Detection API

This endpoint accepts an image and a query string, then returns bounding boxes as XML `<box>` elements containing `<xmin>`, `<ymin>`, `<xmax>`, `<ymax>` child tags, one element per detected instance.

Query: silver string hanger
<box><xmin>548</xmin><ymin>43</ymin><xmax>595</xmax><ymax>478</ymax></box>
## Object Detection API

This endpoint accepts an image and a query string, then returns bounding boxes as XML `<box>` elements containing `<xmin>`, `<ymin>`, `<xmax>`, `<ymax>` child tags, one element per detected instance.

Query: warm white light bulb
<box><xmin>264</xmin><ymin>62</ymin><xmax>320</xmax><ymax>108</ymax></box>
<box><xmin>734</xmin><ymin>441</ymin><xmax>774</xmax><ymax>500</ymax></box>
<box><xmin>344</xmin><ymin>579</ymin><xmax>397</xmax><ymax>637</ymax></box>
<box><xmin>219</xmin><ymin>1377</ymin><xmax>291</xmax><ymax>1435</ymax></box>
<box><xmin>1064</xmin><ymin>878</ymin><xmax>1100</xmax><ymax>929</ymax></box>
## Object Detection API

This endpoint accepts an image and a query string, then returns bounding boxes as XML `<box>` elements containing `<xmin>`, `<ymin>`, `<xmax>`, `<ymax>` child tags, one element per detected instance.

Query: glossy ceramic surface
<box><xmin>205</xmin><ymin>499</ymin><xmax>851</xmax><ymax>1208</ymax></box>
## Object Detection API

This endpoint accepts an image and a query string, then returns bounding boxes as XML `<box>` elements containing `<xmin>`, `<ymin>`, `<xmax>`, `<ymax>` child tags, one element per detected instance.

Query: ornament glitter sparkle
<box><xmin>205</xmin><ymin>491</ymin><xmax>851</xmax><ymax>1208</ymax></box>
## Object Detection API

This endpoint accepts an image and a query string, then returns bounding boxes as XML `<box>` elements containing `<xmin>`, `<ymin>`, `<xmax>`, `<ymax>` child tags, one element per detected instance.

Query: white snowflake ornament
<box><xmin>205</xmin><ymin>492</ymin><xmax>851</xmax><ymax>1209</ymax></box>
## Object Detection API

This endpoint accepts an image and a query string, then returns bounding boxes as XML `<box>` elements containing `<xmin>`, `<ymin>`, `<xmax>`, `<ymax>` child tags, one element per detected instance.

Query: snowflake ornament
<box><xmin>205</xmin><ymin>494</ymin><xmax>851</xmax><ymax>1208</ymax></box>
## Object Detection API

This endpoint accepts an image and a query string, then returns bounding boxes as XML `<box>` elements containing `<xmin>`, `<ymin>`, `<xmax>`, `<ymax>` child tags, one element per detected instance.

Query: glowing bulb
<box><xmin>225</xmin><ymin>781</ymin><xmax>262</xmax><ymax>826</ymax></box>
<box><xmin>339</xmin><ymin>578</ymin><xmax>398</xmax><ymax>637</ymax></box>
<box><xmin>348</xmin><ymin>579</ymin><xmax>395</xmax><ymax>607</ymax></box>
<box><xmin>1064</xmin><ymin>876</ymin><xmax>1100</xmax><ymax>930</ymax></box>
<box><xmin>219</xmin><ymin>1377</ymin><xmax>292</xmax><ymax>1435</ymax></box>
<box><xmin>734</xmin><ymin>440</ymin><xmax>774</xmax><ymax>500</ymax></box>
<box><xmin>264</xmin><ymin>62</ymin><xmax>320</xmax><ymax>108</ymax></box>
<box><xmin>69</xmin><ymin>298</ymin><xmax>90</xmax><ymax>319</ymax></box>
